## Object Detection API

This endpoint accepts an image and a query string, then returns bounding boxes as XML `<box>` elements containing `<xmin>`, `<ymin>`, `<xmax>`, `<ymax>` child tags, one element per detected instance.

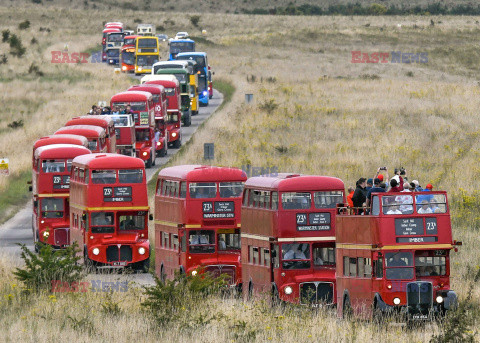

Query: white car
<box><xmin>174</xmin><ymin>31</ymin><xmax>189</xmax><ymax>39</ymax></box>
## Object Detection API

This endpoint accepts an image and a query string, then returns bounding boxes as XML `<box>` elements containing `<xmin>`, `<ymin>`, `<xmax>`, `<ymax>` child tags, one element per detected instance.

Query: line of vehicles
<box><xmin>102</xmin><ymin>22</ymin><xmax>214</xmax><ymax>114</ymax></box>
<box><xmin>25</xmin><ymin>21</ymin><xmax>460</xmax><ymax>323</ymax></box>
<box><xmin>30</xmin><ymin>137</ymin><xmax>461</xmax><ymax>321</ymax></box>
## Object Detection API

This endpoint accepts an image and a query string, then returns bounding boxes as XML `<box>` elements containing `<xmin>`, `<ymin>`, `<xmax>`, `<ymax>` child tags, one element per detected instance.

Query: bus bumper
<box><xmin>88</xmin><ymin>242</ymin><xmax>150</xmax><ymax>267</ymax></box>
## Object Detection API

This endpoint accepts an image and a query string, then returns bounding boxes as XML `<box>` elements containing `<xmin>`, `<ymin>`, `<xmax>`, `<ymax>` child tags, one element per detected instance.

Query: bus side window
<box><xmin>156</xmin><ymin>180</ymin><xmax>161</xmax><ymax>195</ymax></box>
<box><xmin>243</xmin><ymin>189</ymin><xmax>249</xmax><ymax>206</ymax></box>
<box><xmin>180</xmin><ymin>182</ymin><xmax>186</xmax><ymax>198</ymax></box>
<box><xmin>372</xmin><ymin>196</ymin><xmax>380</xmax><ymax>215</ymax></box>
<box><xmin>272</xmin><ymin>244</ymin><xmax>279</xmax><ymax>268</ymax></box>
<box><xmin>271</xmin><ymin>192</ymin><xmax>278</xmax><ymax>210</ymax></box>
<box><xmin>181</xmin><ymin>233</ymin><xmax>186</xmax><ymax>252</ymax></box>
<box><xmin>343</xmin><ymin>257</ymin><xmax>349</xmax><ymax>276</ymax></box>
<box><xmin>264</xmin><ymin>249</ymin><xmax>270</xmax><ymax>266</ymax></box>
<box><xmin>374</xmin><ymin>257</ymin><xmax>383</xmax><ymax>278</ymax></box>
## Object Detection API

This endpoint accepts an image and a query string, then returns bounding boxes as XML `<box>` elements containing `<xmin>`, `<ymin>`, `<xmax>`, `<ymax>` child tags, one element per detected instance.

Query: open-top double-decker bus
<box><xmin>127</xmin><ymin>84</ymin><xmax>168</xmax><ymax>157</ymax></box>
<box><xmin>31</xmin><ymin>144</ymin><xmax>91</xmax><ymax>250</ymax></box>
<box><xmin>154</xmin><ymin>165</ymin><xmax>247</xmax><ymax>287</ymax></box>
<box><xmin>336</xmin><ymin>191</ymin><xmax>460</xmax><ymax>321</ymax></box>
<box><xmin>110</xmin><ymin>91</ymin><xmax>156</xmax><ymax>167</ymax></box>
<box><xmin>69</xmin><ymin>153</ymin><xmax>150</xmax><ymax>271</ymax></box>
<box><xmin>241</xmin><ymin>174</ymin><xmax>345</xmax><ymax>305</ymax></box>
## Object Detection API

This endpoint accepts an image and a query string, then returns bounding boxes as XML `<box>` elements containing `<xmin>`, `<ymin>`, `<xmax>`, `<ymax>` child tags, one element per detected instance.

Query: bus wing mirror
<box><xmin>271</xmin><ymin>250</ymin><xmax>276</xmax><ymax>258</ymax></box>
<box><xmin>82</xmin><ymin>214</ymin><xmax>87</xmax><ymax>221</ymax></box>
<box><xmin>33</xmin><ymin>200</ymin><xmax>38</xmax><ymax>207</ymax></box>
<box><xmin>149</xmin><ymin>214</ymin><xmax>153</xmax><ymax>221</ymax></box>
<box><xmin>28</xmin><ymin>186</ymin><xmax>32</xmax><ymax>192</ymax></box>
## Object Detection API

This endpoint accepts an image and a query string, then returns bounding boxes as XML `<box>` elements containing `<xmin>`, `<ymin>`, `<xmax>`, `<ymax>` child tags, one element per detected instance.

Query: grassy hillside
<box><xmin>1</xmin><ymin>3</ymin><xmax>480</xmax><ymax>342</ymax></box>
<box><xmin>2</xmin><ymin>0</ymin><xmax>480</xmax><ymax>14</ymax></box>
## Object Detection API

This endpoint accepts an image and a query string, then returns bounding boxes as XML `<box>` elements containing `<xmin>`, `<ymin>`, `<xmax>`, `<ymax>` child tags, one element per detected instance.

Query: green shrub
<box><xmin>13</xmin><ymin>243</ymin><xmax>83</xmax><ymax>293</ymax></box>
<box><xmin>18</xmin><ymin>20</ymin><xmax>30</xmax><ymax>30</ymax></box>
<box><xmin>368</xmin><ymin>3</ymin><xmax>387</xmax><ymax>15</ymax></box>
<box><xmin>142</xmin><ymin>271</ymin><xmax>227</xmax><ymax>326</ymax></box>
<box><xmin>190</xmin><ymin>15</ymin><xmax>201</xmax><ymax>27</ymax></box>
<box><xmin>0</xmin><ymin>54</ymin><xmax>7</xmax><ymax>64</ymax></box>
<box><xmin>259</xmin><ymin>99</ymin><xmax>278</xmax><ymax>114</ymax></box>
<box><xmin>8</xmin><ymin>34</ymin><xmax>26</xmax><ymax>57</ymax></box>
<box><xmin>2</xmin><ymin>29</ymin><xmax>10</xmax><ymax>43</ymax></box>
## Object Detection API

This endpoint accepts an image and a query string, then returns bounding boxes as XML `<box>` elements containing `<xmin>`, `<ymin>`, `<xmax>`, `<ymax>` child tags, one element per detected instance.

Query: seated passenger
<box><xmin>418</xmin><ymin>200</ymin><xmax>433</xmax><ymax>214</ymax></box>
<box><xmin>218</xmin><ymin>237</ymin><xmax>226</xmax><ymax>250</ymax></box>
<box><xmin>386</xmin><ymin>203</ymin><xmax>402</xmax><ymax>215</ymax></box>
<box><xmin>388</xmin><ymin>254</ymin><xmax>407</xmax><ymax>267</ymax></box>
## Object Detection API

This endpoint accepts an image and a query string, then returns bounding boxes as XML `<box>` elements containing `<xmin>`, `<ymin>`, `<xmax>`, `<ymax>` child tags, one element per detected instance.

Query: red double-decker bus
<box><xmin>336</xmin><ymin>191</ymin><xmax>460</xmax><ymax>320</ymax></box>
<box><xmin>69</xmin><ymin>153</ymin><xmax>150</xmax><ymax>271</ymax></box>
<box><xmin>110</xmin><ymin>91</ymin><xmax>156</xmax><ymax>167</ymax></box>
<box><xmin>154</xmin><ymin>165</ymin><xmax>247</xmax><ymax>286</ymax></box>
<box><xmin>55</xmin><ymin>125</ymin><xmax>107</xmax><ymax>153</ymax></box>
<box><xmin>127</xmin><ymin>84</ymin><xmax>168</xmax><ymax>157</ymax></box>
<box><xmin>65</xmin><ymin>115</ymin><xmax>116</xmax><ymax>153</ymax></box>
<box><xmin>241</xmin><ymin>174</ymin><xmax>345</xmax><ymax>305</ymax></box>
<box><xmin>32</xmin><ymin>134</ymin><xmax>88</xmax><ymax>166</ymax></box>
<box><xmin>143</xmin><ymin>78</ymin><xmax>182</xmax><ymax>148</ymax></box>
<box><xmin>32</xmin><ymin>144</ymin><xmax>91</xmax><ymax>250</ymax></box>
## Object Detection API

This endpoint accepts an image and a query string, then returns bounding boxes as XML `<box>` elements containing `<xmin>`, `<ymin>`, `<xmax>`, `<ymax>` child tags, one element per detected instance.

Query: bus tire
<box><xmin>135</xmin><ymin>258</ymin><xmax>150</xmax><ymax>273</ymax></box>
<box><xmin>173</xmin><ymin>137</ymin><xmax>181</xmax><ymax>149</ymax></box>
<box><xmin>84</xmin><ymin>248</ymin><xmax>95</xmax><ymax>273</ymax></box>
<box><xmin>159</xmin><ymin>145</ymin><xmax>167</xmax><ymax>157</ymax></box>
<box><xmin>343</xmin><ymin>295</ymin><xmax>353</xmax><ymax>319</ymax></box>
<box><xmin>160</xmin><ymin>265</ymin><xmax>166</xmax><ymax>283</ymax></box>
<box><xmin>246</xmin><ymin>281</ymin><xmax>253</xmax><ymax>301</ymax></box>
<box><xmin>146</xmin><ymin>155</ymin><xmax>152</xmax><ymax>168</ymax></box>
<box><xmin>152</xmin><ymin>151</ymin><xmax>156</xmax><ymax>166</ymax></box>
<box><xmin>183</xmin><ymin>111</ymin><xmax>191</xmax><ymax>127</ymax></box>
<box><xmin>271</xmin><ymin>286</ymin><xmax>281</xmax><ymax>307</ymax></box>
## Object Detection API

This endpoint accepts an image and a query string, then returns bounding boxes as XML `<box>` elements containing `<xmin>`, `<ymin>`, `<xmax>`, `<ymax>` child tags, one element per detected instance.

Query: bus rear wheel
<box><xmin>343</xmin><ymin>295</ymin><xmax>353</xmax><ymax>319</ymax></box>
<box><xmin>146</xmin><ymin>154</ymin><xmax>153</xmax><ymax>168</ymax></box>
<box><xmin>134</xmin><ymin>258</ymin><xmax>150</xmax><ymax>273</ymax></box>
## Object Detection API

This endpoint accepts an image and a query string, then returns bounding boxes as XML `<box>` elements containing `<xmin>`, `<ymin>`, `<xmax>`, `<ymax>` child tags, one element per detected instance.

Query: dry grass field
<box><xmin>1</xmin><ymin>2</ymin><xmax>480</xmax><ymax>342</ymax></box>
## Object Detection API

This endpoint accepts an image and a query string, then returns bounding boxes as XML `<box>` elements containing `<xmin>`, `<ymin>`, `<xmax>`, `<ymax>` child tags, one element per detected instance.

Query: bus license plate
<box><xmin>113</xmin><ymin>262</ymin><xmax>126</xmax><ymax>266</ymax></box>
<box><xmin>412</xmin><ymin>314</ymin><xmax>428</xmax><ymax>320</ymax></box>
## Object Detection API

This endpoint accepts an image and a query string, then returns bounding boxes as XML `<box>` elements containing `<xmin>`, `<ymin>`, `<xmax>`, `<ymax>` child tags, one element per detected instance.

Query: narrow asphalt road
<box><xmin>0</xmin><ymin>90</ymin><xmax>222</xmax><ymax>266</ymax></box>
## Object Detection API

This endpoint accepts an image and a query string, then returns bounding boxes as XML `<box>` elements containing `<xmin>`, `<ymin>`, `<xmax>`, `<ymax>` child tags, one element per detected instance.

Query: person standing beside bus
<box><xmin>346</xmin><ymin>186</ymin><xmax>354</xmax><ymax>208</ymax></box>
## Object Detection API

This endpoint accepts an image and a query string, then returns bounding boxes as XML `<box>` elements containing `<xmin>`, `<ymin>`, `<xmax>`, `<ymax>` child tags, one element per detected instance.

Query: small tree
<box><xmin>13</xmin><ymin>243</ymin><xmax>83</xmax><ymax>293</ymax></box>
<box><xmin>9</xmin><ymin>34</ymin><xmax>26</xmax><ymax>57</ymax></box>
<box><xmin>2</xmin><ymin>29</ymin><xmax>10</xmax><ymax>43</ymax></box>
<box><xmin>18</xmin><ymin>20</ymin><xmax>30</xmax><ymax>30</ymax></box>
<box><xmin>190</xmin><ymin>15</ymin><xmax>201</xmax><ymax>27</ymax></box>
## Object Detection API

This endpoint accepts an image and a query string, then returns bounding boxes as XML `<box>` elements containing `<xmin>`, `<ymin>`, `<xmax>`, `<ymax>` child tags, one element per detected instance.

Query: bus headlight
<box><xmin>203</xmin><ymin>91</ymin><xmax>208</xmax><ymax>96</ymax></box>
<box><xmin>142</xmin><ymin>151</ymin><xmax>148</xmax><ymax>156</ymax></box>
<box><xmin>436</xmin><ymin>296</ymin><xmax>444</xmax><ymax>303</ymax></box>
<box><xmin>122</xmin><ymin>66</ymin><xmax>127</xmax><ymax>71</ymax></box>
<box><xmin>138</xmin><ymin>247</ymin><xmax>146</xmax><ymax>255</ymax></box>
<box><xmin>284</xmin><ymin>286</ymin><xmax>292</xmax><ymax>295</ymax></box>
<box><xmin>191</xmin><ymin>270</ymin><xmax>197</xmax><ymax>276</ymax></box>
<box><xmin>138</xmin><ymin>67</ymin><xmax>142</xmax><ymax>71</ymax></box>
<box><xmin>92</xmin><ymin>248</ymin><xmax>100</xmax><ymax>255</ymax></box>
<box><xmin>172</xmin><ymin>132</ymin><xmax>177</xmax><ymax>138</ymax></box>
<box><xmin>157</xmin><ymin>142</ymin><xmax>161</xmax><ymax>146</ymax></box>
<box><xmin>43</xmin><ymin>231</ymin><xmax>50</xmax><ymax>238</ymax></box>
<box><xmin>393</xmin><ymin>297</ymin><xmax>401</xmax><ymax>305</ymax></box>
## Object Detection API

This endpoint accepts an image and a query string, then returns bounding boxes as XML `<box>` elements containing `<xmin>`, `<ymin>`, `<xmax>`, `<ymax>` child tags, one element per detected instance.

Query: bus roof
<box><xmin>55</xmin><ymin>125</ymin><xmax>106</xmax><ymax>138</ymax></box>
<box><xmin>110</xmin><ymin>91</ymin><xmax>153</xmax><ymax>103</ymax></box>
<box><xmin>153</xmin><ymin>61</ymin><xmax>189</xmax><ymax>69</ymax></box>
<box><xmin>33</xmin><ymin>134</ymin><xmax>88</xmax><ymax>150</ymax></box>
<box><xmin>170</xmin><ymin>39</ymin><xmax>195</xmax><ymax>43</ymax></box>
<box><xmin>155</xmin><ymin>68</ymin><xmax>189</xmax><ymax>75</ymax></box>
<box><xmin>128</xmin><ymin>84</ymin><xmax>165</xmax><ymax>95</ymax></box>
<box><xmin>72</xmin><ymin>153</ymin><xmax>145</xmax><ymax>169</ymax></box>
<box><xmin>34</xmin><ymin>144</ymin><xmax>91</xmax><ymax>160</ymax></box>
<box><xmin>65</xmin><ymin>115</ymin><xmax>114</xmax><ymax>129</ymax></box>
<box><xmin>245</xmin><ymin>174</ymin><xmax>345</xmax><ymax>192</ymax></box>
<box><xmin>103</xmin><ymin>28</ymin><xmax>121</xmax><ymax>33</ymax></box>
<box><xmin>158</xmin><ymin>165</ymin><xmax>247</xmax><ymax>182</ymax></box>
<box><xmin>144</xmin><ymin>80</ymin><xmax>179</xmax><ymax>89</ymax></box>
<box><xmin>176</xmin><ymin>52</ymin><xmax>207</xmax><ymax>58</ymax></box>
<box><xmin>141</xmin><ymin>75</ymin><xmax>179</xmax><ymax>85</ymax></box>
